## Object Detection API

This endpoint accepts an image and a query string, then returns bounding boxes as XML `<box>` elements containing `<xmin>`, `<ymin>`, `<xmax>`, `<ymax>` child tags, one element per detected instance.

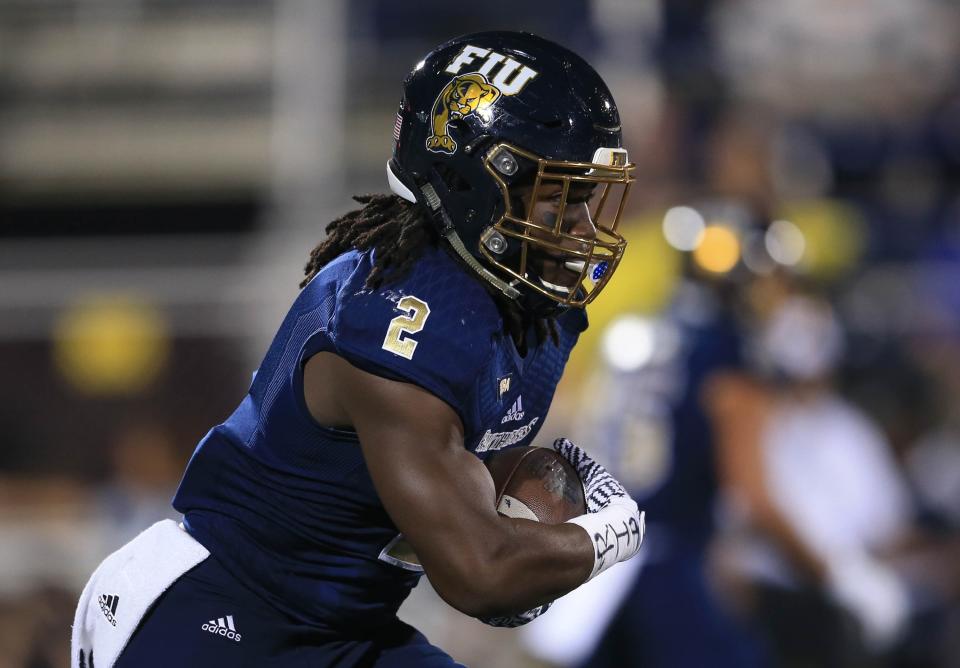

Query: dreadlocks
<box><xmin>301</xmin><ymin>193</ymin><xmax>557</xmax><ymax>352</ymax></box>
<box><xmin>301</xmin><ymin>193</ymin><xmax>435</xmax><ymax>291</ymax></box>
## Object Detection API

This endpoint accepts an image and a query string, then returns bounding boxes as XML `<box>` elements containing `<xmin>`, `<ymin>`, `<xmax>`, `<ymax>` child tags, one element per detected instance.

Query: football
<box><xmin>485</xmin><ymin>446</ymin><xmax>586</xmax><ymax>523</ymax></box>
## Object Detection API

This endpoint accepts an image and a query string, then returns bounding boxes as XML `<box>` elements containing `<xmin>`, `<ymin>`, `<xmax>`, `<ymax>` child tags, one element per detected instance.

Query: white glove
<box><xmin>826</xmin><ymin>552</ymin><xmax>910</xmax><ymax>651</ymax></box>
<box><xmin>479</xmin><ymin>601</ymin><xmax>552</xmax><ymax>628</ymax></box>
<box><xmin>553</xmin><ymin>438</ymin><xmax>645</xmax><ymax>580</ymax></box>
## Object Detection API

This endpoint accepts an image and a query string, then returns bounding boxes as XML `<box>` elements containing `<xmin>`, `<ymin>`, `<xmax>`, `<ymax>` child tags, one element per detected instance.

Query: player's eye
<box><xmin>568</xmin><ymin>186</ymin><xmax>597</xmax><ymax>204</ymax></box>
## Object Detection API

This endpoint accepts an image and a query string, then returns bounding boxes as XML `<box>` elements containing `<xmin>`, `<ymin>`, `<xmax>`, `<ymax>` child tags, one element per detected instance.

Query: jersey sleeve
<box><xmin>320</xmin><ymin>251</ymin><xmax>498</xmax><ymax>423</ymax></box>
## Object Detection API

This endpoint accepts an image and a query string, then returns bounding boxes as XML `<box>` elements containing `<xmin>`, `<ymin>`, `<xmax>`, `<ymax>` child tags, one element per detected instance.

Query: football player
<box><xmin>72</xmin><ymin>31</ymin><xmax>644</xmax><ymax>667</ymax></box>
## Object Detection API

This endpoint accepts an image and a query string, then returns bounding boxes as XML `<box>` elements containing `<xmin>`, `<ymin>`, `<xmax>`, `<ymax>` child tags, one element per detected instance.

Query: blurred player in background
<box><xmin>713</xmin><ymin>275</ymin><xmax>914</xmax><ymax>667</ymax></box>
<box><xmin>71</xmin><ymin>31</ymin><xmax>645</xmax><ymax>667</ymax></box>
<box><xmin>524</xmin><ymin>201</ymin><xmax>770</xmax><ymax>668</ymax></box>
<box><xmin>525</xmin><ymin>205</ymin><xmax>914</xmax><ymax>667</ymax></box>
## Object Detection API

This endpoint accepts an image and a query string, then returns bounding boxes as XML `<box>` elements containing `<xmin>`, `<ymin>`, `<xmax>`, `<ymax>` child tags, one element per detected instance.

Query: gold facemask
<box><xmin>478</xmin><ymin>143</ymin><xmax>635</xmax><ymax>307</ymax></box>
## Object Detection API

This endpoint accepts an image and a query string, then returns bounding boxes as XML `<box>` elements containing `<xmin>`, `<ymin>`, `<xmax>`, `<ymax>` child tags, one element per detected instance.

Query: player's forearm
<box><xmin>489</xmin><ymin>518</ymin><xmax>595</xmax><ymax>610</ymax></box>
<box><xmin>421</xmin><ymin>518</ymin><xmax>593</xmax><ymax>618</ymax></box>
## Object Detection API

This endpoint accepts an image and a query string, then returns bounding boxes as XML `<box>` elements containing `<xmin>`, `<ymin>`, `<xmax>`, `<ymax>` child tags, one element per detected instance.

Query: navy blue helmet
<box><xmin>387</xmin><ymin>31</ymin><xmax>634</xmax><ymax>309</ymax></box>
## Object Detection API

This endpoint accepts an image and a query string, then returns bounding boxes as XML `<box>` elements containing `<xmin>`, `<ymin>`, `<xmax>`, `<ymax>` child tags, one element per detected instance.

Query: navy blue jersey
<box><xmin>173</xmin><ymin>245</ymin><xmax>586</xmax><ymax>631</ymax></box>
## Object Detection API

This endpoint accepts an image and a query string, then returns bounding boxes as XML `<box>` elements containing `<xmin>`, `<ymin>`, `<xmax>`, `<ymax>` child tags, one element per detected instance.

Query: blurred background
<box><xmin>2</xmin><ymin>1</ymin><xmax>960</xmax><ymax>666</ymax></box>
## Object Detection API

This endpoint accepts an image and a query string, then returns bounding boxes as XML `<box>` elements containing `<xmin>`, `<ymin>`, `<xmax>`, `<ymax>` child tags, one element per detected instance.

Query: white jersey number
<box><xmin>382</xmin><ymin>296</ymin><xmax>431</xmax><ymax>360</ymax></box>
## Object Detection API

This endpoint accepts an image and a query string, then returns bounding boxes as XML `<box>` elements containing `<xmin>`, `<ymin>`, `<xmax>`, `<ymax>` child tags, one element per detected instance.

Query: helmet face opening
<box><xmin>480</xmin><ymin>143</ymin><xmax>634</xmax><ymax>307</ymax></box>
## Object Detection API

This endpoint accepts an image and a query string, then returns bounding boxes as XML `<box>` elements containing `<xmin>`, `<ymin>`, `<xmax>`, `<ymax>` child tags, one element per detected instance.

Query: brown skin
<box><xmin>303</xmin><ymin>354</ymin><xmax>593</xmax><ymax>617</ymax></box>
<box><xmin>522</xmin><ymin>182</ymin><xmax>598</xmax><ymax>289</ymax></box>
<box><xmin>301</xmin><ymin>189</ymin><xmax>600</xmax><ymax>617</ymax></box>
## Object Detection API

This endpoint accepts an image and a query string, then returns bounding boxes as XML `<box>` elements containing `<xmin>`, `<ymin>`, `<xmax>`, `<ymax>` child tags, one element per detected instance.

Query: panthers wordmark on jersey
<box><xmin>173</xmin><ymin>245</ymin><xmax>586</xmax><ymax>631</ymax></box>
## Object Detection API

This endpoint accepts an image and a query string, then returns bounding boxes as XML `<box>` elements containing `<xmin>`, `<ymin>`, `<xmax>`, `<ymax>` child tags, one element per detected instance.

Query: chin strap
<box><xmin>442</xmin><ymin>227</ymin><xmax>521</xmax><ymax>300</ymax></box>
<box><xmin>388</xmin><ymin>162</ymin><xmax>521</xmax><ymax>301</ymax></box>
<box><xmin>414</xmin><ymin>181</ymin><xmax>520</xmax><ymax>301</ymax></box>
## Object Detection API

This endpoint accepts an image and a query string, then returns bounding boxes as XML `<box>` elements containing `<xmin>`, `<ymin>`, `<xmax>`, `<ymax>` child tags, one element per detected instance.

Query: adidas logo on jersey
<box><xmin>501</xmin><ymin>395</ymin><xmax>525</xmax><ymax>423</ymax></box>
<box><xmin>98</xmin><ymin>594</ymin><xmax>119</xmax><ymax>627</ymax></box>
<box><xmin>201</xmin><ymin>615</ymin><xmax>242</xmax><ymax>642</ymax></box>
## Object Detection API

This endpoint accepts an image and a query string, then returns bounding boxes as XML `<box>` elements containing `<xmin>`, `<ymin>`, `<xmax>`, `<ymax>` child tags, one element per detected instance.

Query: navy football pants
<box><xmin>114</xmin><ymin>556</ymin><xmax>462</xmax><ymax>667</ymax></box>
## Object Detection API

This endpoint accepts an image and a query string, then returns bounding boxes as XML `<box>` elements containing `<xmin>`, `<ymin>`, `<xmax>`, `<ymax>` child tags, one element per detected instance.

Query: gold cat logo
<box><xmin>427</xmin><ymin>73</ymin><xmax>500</xmax><ymax>154</ymax></box>
<box><xmin>426</xmin><ymin>44</ymin><xmax>540</xmax><ymax>155</ymax></box>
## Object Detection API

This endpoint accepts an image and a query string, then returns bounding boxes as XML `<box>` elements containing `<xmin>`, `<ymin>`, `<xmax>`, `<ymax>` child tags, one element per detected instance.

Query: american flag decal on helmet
<box><xmin>393</xmin><ymin>112</ymin><xmax>403</xmax><ymax>143</ymax></box>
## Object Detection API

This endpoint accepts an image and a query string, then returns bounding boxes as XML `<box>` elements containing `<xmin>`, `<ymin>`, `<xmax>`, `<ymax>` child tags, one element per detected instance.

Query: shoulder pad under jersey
<box><xmin>327</xmin><ymin>246</ymin><xmax>501</xmax><ymax>421</ymax></box>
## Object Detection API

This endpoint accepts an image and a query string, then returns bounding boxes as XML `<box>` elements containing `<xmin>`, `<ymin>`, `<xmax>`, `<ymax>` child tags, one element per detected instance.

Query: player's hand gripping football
<box><xmin>553</xmin><ymin>438</ymin><xmax>645</xmax><ymax>580</ymax></box>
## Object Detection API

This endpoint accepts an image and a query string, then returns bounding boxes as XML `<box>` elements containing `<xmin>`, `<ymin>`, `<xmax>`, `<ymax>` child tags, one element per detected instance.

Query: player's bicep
<box><xmin>310</xmin><ymin>353</ymin><xmax>501</xmax><ymax>570</ymax></box>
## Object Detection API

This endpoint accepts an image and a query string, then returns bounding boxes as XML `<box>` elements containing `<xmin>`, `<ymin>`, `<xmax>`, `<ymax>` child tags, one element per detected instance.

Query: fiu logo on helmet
<box><xmin>426</xmin><ymin>44</ymin><xmax>539</xmax><ymax>155</ymax></box>
<box><xmin>427</xmin><ymin>74</ymin><xmax>500</xmax><ymax>154</ymax></box>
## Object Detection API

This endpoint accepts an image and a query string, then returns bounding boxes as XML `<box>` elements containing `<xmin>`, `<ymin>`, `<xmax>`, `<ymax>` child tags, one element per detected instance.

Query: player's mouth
<box><xmin>564</xmin><ymin>259</ymin><xmax>610</xmax><ymax>279</ymax></box>
<box><xmin>536</xmin><ymin>257</ymin><xmax>611</xmax><ymax>297</ymax></box>
<box><xmin>563</xmin><ymin>259</ymin><xmax>589</xmax><ymax>274</ymax></box>
<box><xmin>531</xmin><ymin>255</ymin><xmax>604</xmax><ymax>296</ymax></box>
<box><xmin>538</xmin><ymin>276</ymin><xmax>573</xmax><ymax>295</ymax></box>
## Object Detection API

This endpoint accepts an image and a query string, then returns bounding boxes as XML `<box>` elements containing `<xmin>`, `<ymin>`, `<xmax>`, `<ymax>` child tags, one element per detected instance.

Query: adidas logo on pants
<box><xmin>98</xmin><ymin>594</ymin><xmax>119</xmax><ymax>627</ymax></box>
<box><xmin>201</xmin><ymin>615</ymin><xmax>242</xmax><ymax>642</ymax></box>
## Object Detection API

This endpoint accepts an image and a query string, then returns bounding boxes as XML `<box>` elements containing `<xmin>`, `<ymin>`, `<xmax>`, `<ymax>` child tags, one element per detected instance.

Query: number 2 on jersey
<box><xmin>382</xmin><ymin>296</ymin><xmax>431</xmax><ymax>360</ymax></box>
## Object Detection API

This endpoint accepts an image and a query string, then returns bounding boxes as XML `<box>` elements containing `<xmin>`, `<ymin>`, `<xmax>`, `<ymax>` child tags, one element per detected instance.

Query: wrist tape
<box><xmin>566</xmin><ymin>497</ymin><xmax>645</xmax><ymax>581</ymax></box>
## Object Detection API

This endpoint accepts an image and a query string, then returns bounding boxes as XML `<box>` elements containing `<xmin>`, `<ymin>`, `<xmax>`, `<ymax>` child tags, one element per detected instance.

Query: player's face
<box><xmin>519</xmin><ymin>182</ymin><xmax>598</xmax><ymax>290</ymax></box>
